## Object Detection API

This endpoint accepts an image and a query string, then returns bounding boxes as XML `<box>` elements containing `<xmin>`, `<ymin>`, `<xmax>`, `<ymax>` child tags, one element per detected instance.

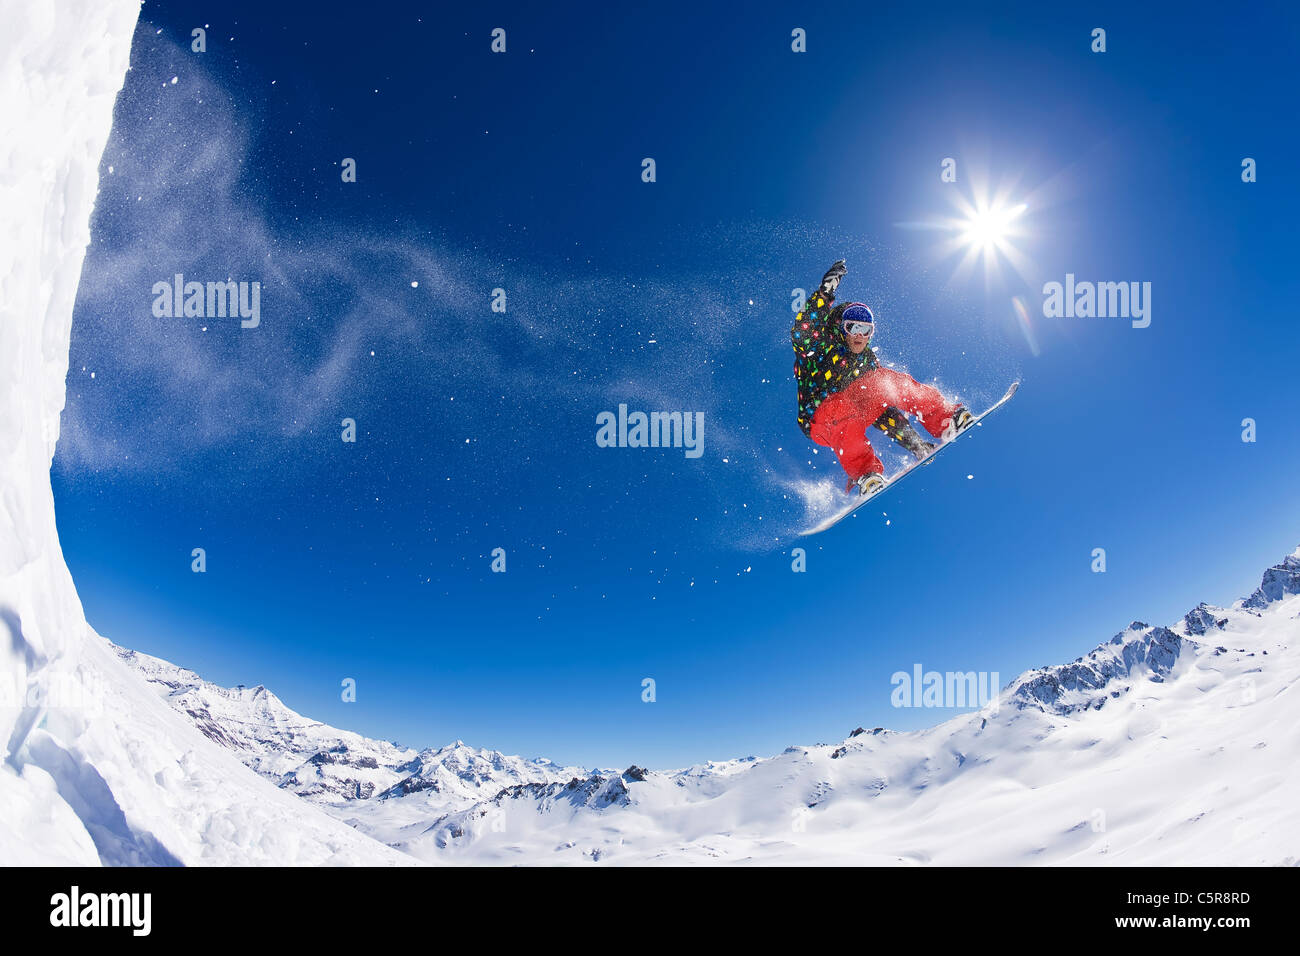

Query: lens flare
<box><xmin>1011</xmin><ymin>295</ymin><xmax>1040</xmax><ymax>356</ymax></box>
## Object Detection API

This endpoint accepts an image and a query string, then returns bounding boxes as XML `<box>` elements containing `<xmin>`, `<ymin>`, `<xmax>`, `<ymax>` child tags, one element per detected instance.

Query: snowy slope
<box><xmin>0</xmin><ymin>0</ymin><xmax>410</xmax><ymax>866</ymax></box>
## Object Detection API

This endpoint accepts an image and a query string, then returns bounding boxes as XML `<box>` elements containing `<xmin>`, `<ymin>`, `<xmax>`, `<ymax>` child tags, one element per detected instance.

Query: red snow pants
<box><xmin>809</xmin><ymin>367</ymin><xmax>959</xmax><ymax>480</ymax></box>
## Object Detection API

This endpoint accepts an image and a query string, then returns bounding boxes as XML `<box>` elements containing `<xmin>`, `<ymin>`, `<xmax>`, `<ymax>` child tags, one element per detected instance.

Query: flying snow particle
<box><xmin>967</xmin><ymin>474</ymin><xmax>974</xmax><ymax>479</ymax></box>
<box><xmin>170</xmin><ymin>76</ymin><xmax>178</xmax><ymax>84</ymax></box>
<box><xmin>410</xmin><ymin>280</ymin><xmax>418</xmax><ymax>288</ymax></box>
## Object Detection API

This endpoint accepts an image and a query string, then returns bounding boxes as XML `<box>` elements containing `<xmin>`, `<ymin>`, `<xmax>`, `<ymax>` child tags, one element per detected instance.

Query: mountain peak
<box><xmin>1241</xmin><ymin>548</ymin><xmax>1300</xmax><ymax>611</ymax></box>
<box><xmin>1008</xmin><ymin>624</ymin><xmax>1183</xmax><ymax>715</ymax></box>
<box><xmin>1181</xmin><ymin>603</ymin><xmax>1229</xmax><ymax>636</ymax></box>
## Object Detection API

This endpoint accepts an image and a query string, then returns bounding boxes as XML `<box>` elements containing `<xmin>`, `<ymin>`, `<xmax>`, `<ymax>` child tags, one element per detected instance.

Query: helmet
<box><xmin>840</xmin><ymin>302</ymin><xmax>875</xmax><ymax>336</ymax></box>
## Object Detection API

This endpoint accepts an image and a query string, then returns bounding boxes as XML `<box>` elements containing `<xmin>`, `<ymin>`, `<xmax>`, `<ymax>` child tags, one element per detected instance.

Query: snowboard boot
<box><xmin>874</xmin><ymin>407</ymin><xmax>937</xmax><ymax>461</ymax></box>
<box><xmin>940</xmin><ymin>406</ymin><xmax>975</xmax><ymax>443</ymax></box>
<box><xmin>847</xmin><ymin>471</ymin><xmax>886</xmax><ymax>496</ymax></box>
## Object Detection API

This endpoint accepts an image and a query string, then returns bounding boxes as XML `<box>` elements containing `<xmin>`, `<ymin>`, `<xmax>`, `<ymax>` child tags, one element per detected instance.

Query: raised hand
<box><xmin>820</xmin><ymin>259</ymin><xmax>847</xmax><ymax>296</ymax></box>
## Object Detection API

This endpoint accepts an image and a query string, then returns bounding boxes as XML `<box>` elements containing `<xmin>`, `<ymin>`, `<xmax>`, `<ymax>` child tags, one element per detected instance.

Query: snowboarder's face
<box><xmin>844</xmin><ymin>327</ymin><xmax>872</xmax><ymax>353</ymax></box>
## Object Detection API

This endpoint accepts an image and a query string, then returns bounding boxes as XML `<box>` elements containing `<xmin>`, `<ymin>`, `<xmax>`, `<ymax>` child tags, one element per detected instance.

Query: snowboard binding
<box><xmin>940</xmin><ymin>407</ymin><xmax>975</xmax><ymax>443</ymax></box>
<box><xmin>849</xmin><ymin>472</ymin><xmax>887</xmax><ymax>497</ymax></box>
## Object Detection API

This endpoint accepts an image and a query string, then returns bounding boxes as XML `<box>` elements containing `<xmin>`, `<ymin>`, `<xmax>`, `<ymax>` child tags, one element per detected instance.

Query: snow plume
<box><xmin>781</xmin><ymin>475</ymin><xmax>842</xmax><ymax>529</ymax></box>
<box><xmin>0</xmin><ymin>1</ymin><xmax>410</xmax><ymax>865</ymax></box>
<box><xmin>61</xmin><ymin>27</ymin><xmax>704</xmax><ymax>478</ymax></box>
<box><xmin>59</xmin><ymin>25</ymin><xmax>483</xmax><ymax>473</ymax></box>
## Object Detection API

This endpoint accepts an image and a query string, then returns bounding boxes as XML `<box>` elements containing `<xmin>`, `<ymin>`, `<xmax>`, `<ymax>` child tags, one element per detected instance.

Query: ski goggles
<box><xmin>841</xmin><ymin>303</ymin><xmax>875</xmax><ymax>336</ymax></box>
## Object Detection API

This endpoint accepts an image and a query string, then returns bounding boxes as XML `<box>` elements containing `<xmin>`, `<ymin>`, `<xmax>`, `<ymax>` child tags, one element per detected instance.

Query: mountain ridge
<box><xmin>113</xmin><ymin>545</ymin><xmax>1300</xmax><ymax>865</ymax></box>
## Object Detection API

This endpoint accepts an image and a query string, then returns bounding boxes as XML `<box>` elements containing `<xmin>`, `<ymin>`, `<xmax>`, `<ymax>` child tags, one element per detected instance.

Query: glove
<box><xmin>820</xmin><ymin>259</ymin><xmax>847</xmax><ymax>296</ymax></box>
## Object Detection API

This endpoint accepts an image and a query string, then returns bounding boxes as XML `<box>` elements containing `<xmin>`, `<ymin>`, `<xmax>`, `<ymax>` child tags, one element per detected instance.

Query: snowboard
<box><xmin>798</xmin><ymin>381</ymin><xmax>1020</xmax><ymax>536</ymax></box>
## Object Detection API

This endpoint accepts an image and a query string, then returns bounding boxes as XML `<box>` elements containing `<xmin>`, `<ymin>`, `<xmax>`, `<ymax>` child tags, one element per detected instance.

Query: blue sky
<box><xmin>54</xmin><ymin>1</ymin><xmax>1300</xmax><ymax>767</ymax></box>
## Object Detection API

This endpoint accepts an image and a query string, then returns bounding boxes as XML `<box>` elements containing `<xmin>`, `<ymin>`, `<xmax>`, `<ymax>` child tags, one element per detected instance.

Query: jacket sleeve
<box><xmin>790</xmin><ymin>286</ymin><xmax>840</xmax><ymax>346</ymax></box>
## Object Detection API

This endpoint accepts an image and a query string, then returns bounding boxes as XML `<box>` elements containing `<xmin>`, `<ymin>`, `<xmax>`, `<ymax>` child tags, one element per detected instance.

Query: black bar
<box><xmin>11</xmin><ymin>865</ymin><xmax>1285</xmax><ymax>939</ymax></box>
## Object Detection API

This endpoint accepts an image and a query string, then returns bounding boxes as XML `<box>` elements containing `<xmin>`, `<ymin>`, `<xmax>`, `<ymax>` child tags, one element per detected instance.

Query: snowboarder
<box><xmin>792</xmin><ymin>259</ymin><xmax>973</xmax><ymax>495</ymax></box>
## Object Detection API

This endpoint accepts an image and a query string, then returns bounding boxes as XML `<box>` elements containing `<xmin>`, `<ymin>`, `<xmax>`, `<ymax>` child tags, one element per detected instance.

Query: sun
<box><xmin>896</xmin><ymin>173</ymin><xmax>1038</xmax><ymax>290</ymax></box>
<box><xmin>940</xmin><ymin>191</ymin><xmax>1032</xmax><ymax>289</ymax></box>
<box><xmin>960</xmin><ymin>200</ymin><xmax>1027</xmax><ymax>251</ymax></box>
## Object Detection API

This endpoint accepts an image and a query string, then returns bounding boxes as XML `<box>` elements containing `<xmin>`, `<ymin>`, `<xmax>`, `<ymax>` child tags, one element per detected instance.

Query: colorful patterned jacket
<box><xmin>791</xmin><ymin>287</ymin><xmax>879</xmax><ymax>437</ymax></box>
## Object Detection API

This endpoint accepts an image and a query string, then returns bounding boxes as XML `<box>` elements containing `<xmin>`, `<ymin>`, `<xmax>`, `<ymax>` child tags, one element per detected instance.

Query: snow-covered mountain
<box><xmin>112</xmin><ymin>643</ymin><xmax>590</xmax><ymax>808</ymax></box>
<box><xmin>117</xmin><ymin>548</ymin><xmax>1300</xmax><ymax>866</ymax></box>
<box><xmin>381</xmin><ymin>549</ymin><xmax>1299</xmax><ymax>865</ymax></box>
<box><xmin>110</xmin><ymin>644</ymin><xmax>417</xmax><ymax>801</ymax></box>
<box><xmin>374</xmin><ymin>742</ymin><xmax>590</xmax><ymax>806</ymax></box>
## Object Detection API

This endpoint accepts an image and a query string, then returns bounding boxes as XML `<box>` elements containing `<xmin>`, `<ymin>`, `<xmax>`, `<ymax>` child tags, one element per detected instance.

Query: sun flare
<box><xmin>926</xmin><ymin>184</ymin><xmax>1035</xmax><ymax>289</ymax></box>
<box><xmin>960</xmin><ymin>200</ymin><xmax>1027</xmax><ymax>251</ymax></box>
